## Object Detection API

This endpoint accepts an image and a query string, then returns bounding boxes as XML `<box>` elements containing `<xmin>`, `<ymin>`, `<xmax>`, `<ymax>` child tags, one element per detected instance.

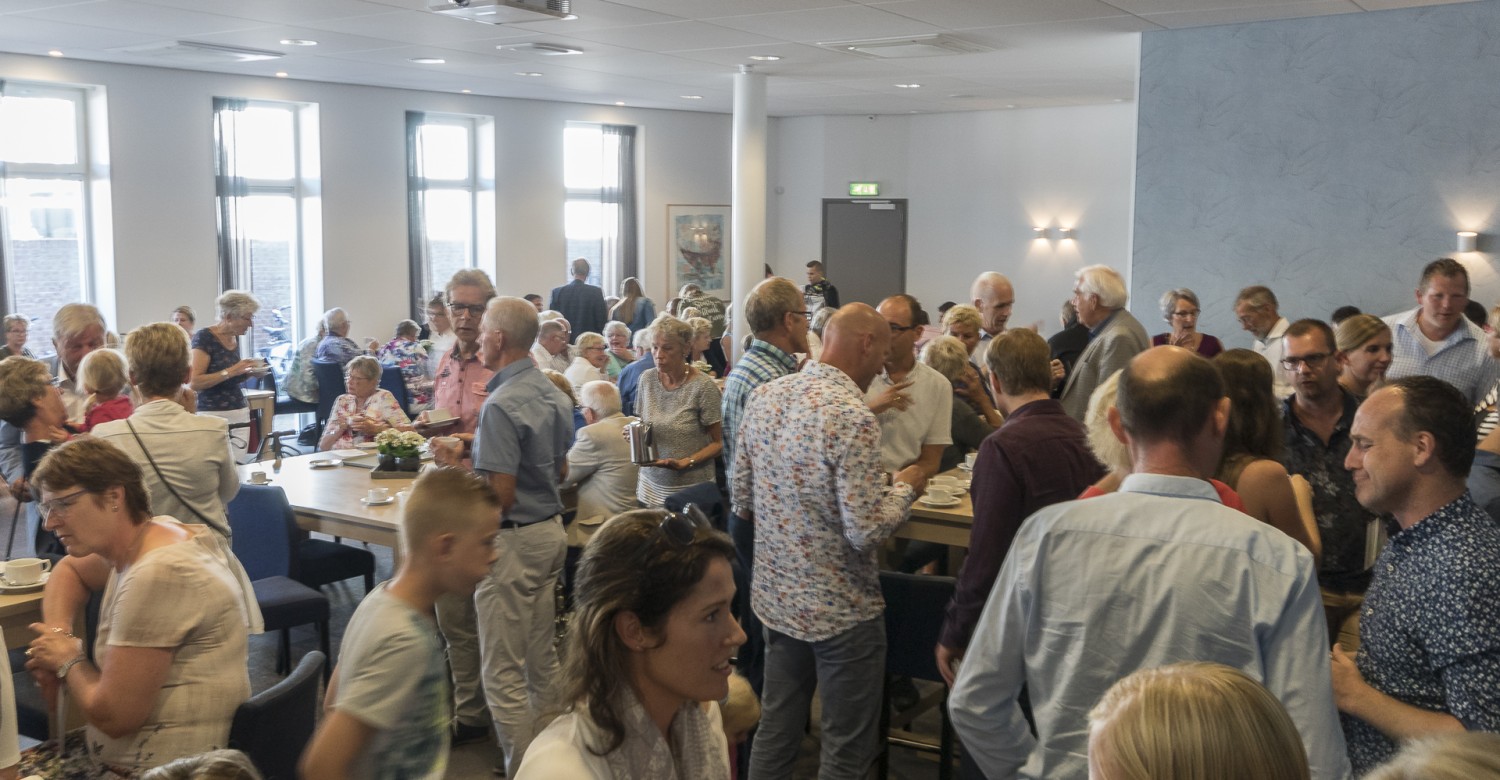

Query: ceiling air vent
<box><xmin>497</xmin><ymin>42</ymin><xmax>583</xmax><ymax>55</ymax></box>
<box><xmin>114</xmin><ymin>41</ymin><xmax>284</xmax><ymax>63</ymax></box>
<box><xmin>430</xmin><ymin>0</ymin><xmax>574</xmax><ymax>24</ymax></box>
<box><xmin>818</xmin><ymin>34</ymin><xmax>990</xmax><ymax>59</ymax></box>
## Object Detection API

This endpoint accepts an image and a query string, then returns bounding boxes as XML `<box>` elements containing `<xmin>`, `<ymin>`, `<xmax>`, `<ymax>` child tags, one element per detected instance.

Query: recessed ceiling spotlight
<box><xmin>894</xmin><ymin>83</ymin><xmax>921</xmax><ymax>89</ymax></box>
<box><xmin>515</xmin><ymin>71</ymin><xmax>543</xmax><ymax>77</ymax></box>
<box><xmin>275</xmin><ymin>72</ymin><xmax>289</xmax><ymax>78</ymax></box>
<box><xmin>47</xmin><ymin>50</ymin><xmax>64</xmax><ymax>57</ymax></box>
<box><xmin>409</xmin><ymin>57</ymin><xmax>446</xmax><ymax>65</ymax></box>
<box><xmin>614</xmin><ymin>101</ymin><xmax>625</xmax><ymax>106</ymax></box>
<box><xmin>748</xmin><ymin>54</ymin><xmax>782</xmax><ymax>61</ymax></box>
<box><xmin>461</xmin><ymin>89</ymin><xmax>472</xmax><ymax>93</ymax></box>
<box><xmin>680</xmin><ymin>95</ymin><xmax>703</xmax><ymax>100</ymax></box>
<box><xmin>1005</xmin><ymin>104</ymin><xmax>1016</xmax><ymax>109</ymax></box>
<box><xmin>279</xmin><ymin>39</ymin><xmax>318</xmax><ymax>46</ymax></box>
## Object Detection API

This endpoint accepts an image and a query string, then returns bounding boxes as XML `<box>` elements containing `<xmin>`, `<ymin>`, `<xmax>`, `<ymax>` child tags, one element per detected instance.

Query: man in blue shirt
<box><xmin>950</xmin><ymin>346</ymin><xmax>1349</xmax><ymax>780</ymax></box>
<box><xmin>1333</xmin><ymin>376</ymin><xmax>1500</xmax><ymax>775</ymax></box>
<box><xmin>470</xmin><ymin>296</ymin><xmax>574</xmax><ymax>776</ymax></box>
<box><xmin>1382</xmin><ymin>258</ymin><xmax>1500</xmax><ymax>404</ymax></box>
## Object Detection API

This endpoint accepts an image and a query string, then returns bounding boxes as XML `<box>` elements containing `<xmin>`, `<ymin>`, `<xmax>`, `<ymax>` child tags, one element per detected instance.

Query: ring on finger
<box><xmin>24</xmin><ymin>648</ymin><xmax>33</xmax><ymax>658</ymax></box>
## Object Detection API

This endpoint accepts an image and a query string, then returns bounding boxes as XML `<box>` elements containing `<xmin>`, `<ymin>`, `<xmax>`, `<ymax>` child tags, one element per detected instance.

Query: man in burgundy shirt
<box><xmin>935</xmin><ymin>329</ymin><xmax>1104</xmax><ymax>684</ymax></box>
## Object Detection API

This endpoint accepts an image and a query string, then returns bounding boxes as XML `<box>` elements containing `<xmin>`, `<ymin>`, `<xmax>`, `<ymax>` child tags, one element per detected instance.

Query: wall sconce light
<box><xmin>1056</xmin><ymin>227</ymin><xmax>1075</xmax><ymax>240</ymax></box>
<box><xmin>1458</xmin><ymin>231</ymin><xmax>1478</xmax><ymax>252</ymax></box>
<box><xmin>1033</xmin><ymin>226</ymin><xmax>1048</xmax><ymax>239</ymax></box>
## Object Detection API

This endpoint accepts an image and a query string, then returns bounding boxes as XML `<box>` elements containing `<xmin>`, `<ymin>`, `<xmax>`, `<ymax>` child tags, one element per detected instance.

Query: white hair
<box><xmin>322</xmin><ymin>307</ymin><xmax>348</xmax><ymax>331</ymax></box>
<box><xmin>579</xmin><ymin>380</ymin><xmax>621</xmax><ymax>417</ymax></box>
<box><xmin>1076</xmin><ymin>265</ymin><xmax>1128</xmax><ymax>310</ymax></box>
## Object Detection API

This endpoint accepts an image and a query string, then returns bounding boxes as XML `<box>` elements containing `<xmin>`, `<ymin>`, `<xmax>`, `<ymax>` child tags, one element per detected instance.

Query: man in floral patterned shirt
<box><xmin>1333</xmin><ymin>376</ymin><xmax>1500</xmax><ymax>775</ymax></box>
<box><xmin>732</xmin><ymin>304</ymin><xmax>928</xmax><ymax>780</ymax></box>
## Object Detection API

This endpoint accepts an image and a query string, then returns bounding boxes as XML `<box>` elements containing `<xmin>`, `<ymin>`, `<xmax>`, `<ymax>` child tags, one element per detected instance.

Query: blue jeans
<box><xmin>750</xmin><ymin>617</ymin><xmax>887</xmax><ymax>780</ymax></box>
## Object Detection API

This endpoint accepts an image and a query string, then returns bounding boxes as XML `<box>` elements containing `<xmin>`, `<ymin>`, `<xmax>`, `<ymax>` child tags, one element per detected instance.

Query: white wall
<box><xmin>768</xmin><ymin>102</ymin><xmax>1139</xmax><ymax>336</ymax></box>
<box><xmin>0</xmin><ymin>52</ymin><xmax>731</xmax><ymax>342</ymax></box>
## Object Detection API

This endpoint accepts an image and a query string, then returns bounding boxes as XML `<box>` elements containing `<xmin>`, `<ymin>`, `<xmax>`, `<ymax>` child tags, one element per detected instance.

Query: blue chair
<box><xmin>311</xmin><ymin>359</ymin><xmax>346</xmax><ymax>439</ymax></box>
<box><xmin>227</xmin><ymin>484</ymin><xmax>331</xmax><ymax>681</ymax></box>
<box><xmin>229</xmin><ymin>650</ymin><xmax>325</xmax><ymax>780</ymax></box>
<box><xmin>378</xmin><ymin>364</ymin><xmax>412</xmax><ymax>417</ymax></box>
<box><xmin>878</xmin><ymin>571</ymin><xmax>958</xmax><ymax>780</ymax></box>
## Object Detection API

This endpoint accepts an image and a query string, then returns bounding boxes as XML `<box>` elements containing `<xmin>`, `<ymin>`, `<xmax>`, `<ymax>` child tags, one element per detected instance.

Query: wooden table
<box><xmin>244</xmin><ymin>388</ymin><xmax>275</xmax><ymax>445</ymax></box>
<box><xmin>899</xmin><ymin>468</ymin><xmax>975</xmax><ymax>549</ymax></box>
<box><xmin>237</xmin><ymin>453</ymin><xmax>414</xmax><ymax>550</ymax></box>
<box><xmin>0</xmin><ymin>590</ymin><xmax>45</xmax><ymax>650</ymax></box>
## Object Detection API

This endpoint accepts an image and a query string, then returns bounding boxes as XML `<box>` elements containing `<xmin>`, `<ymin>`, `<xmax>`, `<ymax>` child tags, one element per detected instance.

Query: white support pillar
<box><xmin>730</xmin><ymin>64</ymin><xmax>768</xmax><ymax>364</ymax></box>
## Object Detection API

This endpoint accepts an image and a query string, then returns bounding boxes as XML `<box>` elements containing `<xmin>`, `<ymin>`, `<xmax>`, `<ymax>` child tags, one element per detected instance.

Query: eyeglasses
<box><xmin>1280</xmin><ymin>353</ymin><xmax>1330</xmax><ymax>371</ymax></box>
<box><xmin>39</xmin><ymin>488</ymin><xmax>92</xmax><ymax>520</ymax></box>
<box><xmin>790</xmin><ymin>311</ymin><xmax>812</xmax><ymax>321</ymax></box>
<box><xmin>888</xmin><ymin>323</ymin><xmax>921</xmax><ymax>334</ymax></box>
<box><xmin>447</xmin><ymin>302</ymin><xmax>486</xmax><ymax>317</ymax></box>
<box><xmin>1171</xmin><ymin>309</ymin><xmax>1200</xmax><ymax>318</ymax></box>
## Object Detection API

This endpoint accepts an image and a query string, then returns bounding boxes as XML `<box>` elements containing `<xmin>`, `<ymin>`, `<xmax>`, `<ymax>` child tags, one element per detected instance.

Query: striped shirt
<box><xmin>1383</xmin><ymin>307</ymin><xmax>1500</xmax><ymax>405</ymax></box>
<box><xmin>722</xmin><ymin>339</ymin><xmax>799</xmax><ymax>486</ymax></box>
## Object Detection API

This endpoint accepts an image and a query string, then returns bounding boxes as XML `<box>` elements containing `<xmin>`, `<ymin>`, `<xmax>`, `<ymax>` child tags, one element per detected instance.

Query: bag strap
<box><xmin>125</xmin><ymin>418</ymin><xmax>219</xmax><ymax>528</ymax></box>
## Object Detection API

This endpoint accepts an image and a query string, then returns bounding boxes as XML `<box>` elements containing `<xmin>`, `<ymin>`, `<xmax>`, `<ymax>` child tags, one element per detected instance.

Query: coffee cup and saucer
<box><xmin>361</xmin><ymin>487</ymin><xmax>395</xmax><ymax>506</ymax></box>
<box><xmin>0</xmin><ymin>557</ymin><xmax>52</xmax><ymax>592</ymax></box>
<box><xmin>920</xmin><ymin>487</ymin><xmax>962</xmax><ymax>508</ymax></box>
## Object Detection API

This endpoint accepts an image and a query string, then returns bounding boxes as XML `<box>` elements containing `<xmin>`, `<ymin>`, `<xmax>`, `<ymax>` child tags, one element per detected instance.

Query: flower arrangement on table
<box><xmin>375</xmin><ymin>429</ymin><xmax>426</xmax><ymax>471</ymax></box>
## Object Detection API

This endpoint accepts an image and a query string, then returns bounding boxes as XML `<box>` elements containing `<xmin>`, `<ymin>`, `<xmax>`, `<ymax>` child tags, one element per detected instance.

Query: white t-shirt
<box><xmin>864</xmin><ymin>361</ymin><xmax>953</xmax><ymax>473</ymax></box>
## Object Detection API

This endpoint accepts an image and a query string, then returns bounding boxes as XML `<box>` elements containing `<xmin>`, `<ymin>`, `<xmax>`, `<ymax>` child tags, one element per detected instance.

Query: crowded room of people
<box><xmin>1</xmin><ymin>0</ymin><xmax>1498</xmax><ymax>778</ymax></box>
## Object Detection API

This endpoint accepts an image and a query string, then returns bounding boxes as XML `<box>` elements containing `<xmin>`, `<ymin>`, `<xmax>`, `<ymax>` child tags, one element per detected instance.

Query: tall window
<box><xmin>564</xmin><ymin>123</ymin><xmax>637</xmax><ymax>296</ymax></box>
<box><xmin>213</xmin><ymin>98</ymin><xmax>320</xmax><ymax>368</ymax></box>
<box><xmin>407</xmin><ymin>111</ymin><xmax>494</xmax><ymax>317</ymax></box>
<box><xmin>0</xmin><ymin>81</ymin><xmax>101</xmax><ymax>352</ymax></box>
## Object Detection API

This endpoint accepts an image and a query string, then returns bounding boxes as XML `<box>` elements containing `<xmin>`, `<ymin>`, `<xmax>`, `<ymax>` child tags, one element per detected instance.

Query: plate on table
<box><xmin>360</xmin><ymin>496</ymin><xmax>396</xmax><ymax>506</ymax></box>
<box><xmin>356</xmin><ymin>442</ymin><xmax>379</xmax><ymax>450</ymax></box>
<box><xmin>919</xmin><ymin>496</ymin><xmax>962</xmax><ymax>508</ymax></box>
<box><xmin>957</xmin><ymin>463</ymin><xmax>973</xmax><ymax>472</ymax></box>
<box><xmin>0</xmin><ymin>571</ymin><xmax>49</xmax><ymax>593</ymax></box>
<box><xmin>308</xmin><ymin>458</ymin><xmax>342</xmax><ymax>469</ymax></box>
<box><xmin>332</xmin><ymin>449</ymin><xmax>368</xmax><ymax>459</ymax></box>
<box><xmin>422</xmin><ymin>416</ymin><xmax>459</xmax><ymax>429</ymax></box>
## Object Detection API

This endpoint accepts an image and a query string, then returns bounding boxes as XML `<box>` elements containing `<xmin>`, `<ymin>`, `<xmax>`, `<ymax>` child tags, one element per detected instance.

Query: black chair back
<box><xmin>663</xmin><ymin>481</ymin><xmax>726</xmax><ymax>531</ymax></box>
<box><xmin>881</xmin><ymin>571</ymin><xmax>955</xmax><ymax>682</ymax></box>
<box><xmin>229</xmin><ymin>650</ymin><xmax>326</xmax><ymax>780</ymax></box>
<box><xmin>311</xmin><ymin>359</ymin><xmax>345</xmax><ymax>433</ymax></box>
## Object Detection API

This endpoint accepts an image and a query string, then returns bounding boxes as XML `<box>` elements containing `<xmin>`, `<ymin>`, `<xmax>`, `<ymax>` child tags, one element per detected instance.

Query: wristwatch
<box><xmin>221</xmin><ymin>369</ymin><xmax>229</xmax><ymax>380</ymax></box>
<box><xmin>57</xmin><ymin>653</ymin><xmax>86</xmax><ymax>680</ymax></box>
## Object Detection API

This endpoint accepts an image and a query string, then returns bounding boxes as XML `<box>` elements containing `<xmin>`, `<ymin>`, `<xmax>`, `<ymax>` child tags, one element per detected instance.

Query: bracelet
<box><xmin>56</xmin><ymin>653</ymin><xmax>86</xmax><ymax>680</ymax></box>
<box><xmin>221</xmin><ymin>369</ymin><xmax>229</xmax><ymax>380</ymax></box>
<box><xmin>687</xmin><ymin>457</ymin><xmax>696</xmax><ymax>469</ymax></box>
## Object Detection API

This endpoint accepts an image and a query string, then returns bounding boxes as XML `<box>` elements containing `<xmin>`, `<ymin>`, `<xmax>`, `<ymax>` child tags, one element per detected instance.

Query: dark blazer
<box><xmin>548</xmin><ymin>279</ymin><xmax>608</xmax><ymax>342</ymax></box>
<box><xmin>1047</xmin><ymin>323</ymin><xmax>1091</xmax><ymax>399</ymax></box>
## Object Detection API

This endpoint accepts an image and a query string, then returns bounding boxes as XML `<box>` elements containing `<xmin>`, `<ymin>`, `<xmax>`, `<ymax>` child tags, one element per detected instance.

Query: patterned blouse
<box><xmin>377</xmin><ymin>337</ymin><xmax>433</xmax><ymax>411</ymax></box>
<box><xmin>730</xmin><ymin>361</ymin><xmax>917</xmax><ymax>642</ymax></box>
<box><xmin>634</xmin><ymin>368</ymin><xmax>721</xmax><ymax>506</ymax></box>
<box><xmin>320</xmin><ymin>389</ymin><xmax>412</xmax><ymax>450</ymax></box>
<box><xmin>1342</xmin><ymin>492</ymin><xmax>1500</xmax><ymax>774</ymax></box>
<box><xmin>191</xmin><ymin>327</ymin><xmax>246</xmax><ymax>411</ymax></box>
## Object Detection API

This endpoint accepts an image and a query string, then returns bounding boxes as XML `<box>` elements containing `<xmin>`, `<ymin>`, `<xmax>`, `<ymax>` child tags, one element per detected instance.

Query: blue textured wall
<box><xmin>1133</xmin><ymin>0</ymin><xmax>1500</xmax><ymax>345</ymax></box>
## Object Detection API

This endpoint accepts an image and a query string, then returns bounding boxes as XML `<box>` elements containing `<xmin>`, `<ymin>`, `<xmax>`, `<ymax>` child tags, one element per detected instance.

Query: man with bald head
<box><xmin>970</xmin><ymin>271</ymin><xmax>1015</xmax><ymax>341</ymax></box>
<box><xmin>734</xmin><ymin>303</ymin><xmax>930</xmax><ymax>779</ymax></box>
<box><xmin>950</xmin><ymin>346</ymin><xmax>1349</xmax><ymax>780</ymax></box>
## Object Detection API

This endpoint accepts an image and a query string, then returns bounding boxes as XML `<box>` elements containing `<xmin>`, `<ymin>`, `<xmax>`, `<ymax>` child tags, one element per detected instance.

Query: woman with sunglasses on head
<box><xmin>516</xmin><ymin>506</ymin><xmax>744</xmax><ymax>780</ymax></box>
<box><xmin>21</xmin><ymin>437</ymin><xmax>259</xmax><ymax>776</ymax></box>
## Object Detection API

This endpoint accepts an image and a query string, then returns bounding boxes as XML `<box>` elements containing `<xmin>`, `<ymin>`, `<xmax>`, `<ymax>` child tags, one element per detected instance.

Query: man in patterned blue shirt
<box><xmin>1333</xmin><ymin>375</ymin><xmax>1500</xmax><ymax>775</ymax></box>
<box><xmin>721</xmin><ymin>276</ymin><xmax>809</xmax><ymax>699</ymax></box>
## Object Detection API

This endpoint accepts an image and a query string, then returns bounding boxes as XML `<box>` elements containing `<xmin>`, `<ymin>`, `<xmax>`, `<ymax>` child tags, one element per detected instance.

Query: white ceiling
<box><xmin>0</xmin><ymin>0</ymin><xmax>1476</xmax><ymax>116</ymax></box>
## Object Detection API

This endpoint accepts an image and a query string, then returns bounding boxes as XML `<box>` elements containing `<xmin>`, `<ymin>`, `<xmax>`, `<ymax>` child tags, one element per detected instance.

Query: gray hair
<box><xmin>1365</xmin><ymin>732</ymin><xmax>1500</xmax><ymax>780</ymax></box>
<box><xmin>53</xmin><ymin>302</ymin><xmax>106</xmax><ymax>345</ymax></box>
<box><xmin>1076</xmin><ymin>265</ymin><xmax>1128</xmax><ymax>310</ymax></box>
<box><xmin>2</xmin><ymin>314</ymin><xmax>27</xmax><ymax>333</ymax></box>
<box><xmin>538</xmin><ymin>318</ymin><xmax>569</xmax><ymax>339</ymax></box>
<box><xmin>604</xmin><ymin>320</ymin><xmax>630</xmax><ymax>339</ymax></box>
<box><xmin>632</xmin><ymin>327</ymin><xmax>653</xmax><ymax>351</ymax></box>
<box><xmin>322</xmin><ymin>307</ymin><xmax>348</xmax><ymax>331</ymax></box>
<box><xmin>920</xmin><ymin>335</ymin><xmax>971</xmax><ymax>384</ymax></box>
<box><xmin>216</xmin><ymin>290</ymin><xmax>260</xmax><ymax>322</ymax></box>
<box><xmin>395</xmin><ymin>319</ymin><xmax>419</xmax><ymax>339</ymax></box>
<box><xmin>1236</xmin><ymin>285</ymin><xmax>1278</xmax><ymax>311</ymax></box>
<box><xmin>347</xmin><ymin>354</ymin><xmax>381</xmax><ymax>381</ymax></box>
<box><xmin>811</xmin><ymin>306</ymin><xmax>837</xmax><ymax>338</ymax></box>
<box><xmin>745</xmin><ymin>278</ymin><xmax>803</xmax><ymax>334</ymax></box>
<box><xmin>1159</xmin><ymin>288</ymin><xmax>1201</xmax><ymax>323</ymax></box>
<box><xmin>579</xmin><ymin>380</ymin><xmax>622</xmax><ymax>417</ymax></box>
<box><xmin>485</xmin><ymin>296</ymin><xmax>540</xmax><ymax>348</ymax></box>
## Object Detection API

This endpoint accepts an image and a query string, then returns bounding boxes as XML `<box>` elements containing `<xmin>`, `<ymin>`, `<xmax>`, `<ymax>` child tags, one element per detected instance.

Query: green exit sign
<box><xmin>849</xmin><ymin>182</ymin><xmax>880</xmax><ymax>197</ymax></box>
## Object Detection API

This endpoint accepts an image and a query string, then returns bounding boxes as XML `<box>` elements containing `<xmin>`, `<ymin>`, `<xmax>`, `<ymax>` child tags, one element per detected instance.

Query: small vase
<box><xmin>395</xmin><ymin>455</ymin><xmax>422</xmax><ymax>472</ymax></box>
<box><xmin>378</xmin><ymin>453</ymin><xmax>396</xmax><ymax>470</ymax></box>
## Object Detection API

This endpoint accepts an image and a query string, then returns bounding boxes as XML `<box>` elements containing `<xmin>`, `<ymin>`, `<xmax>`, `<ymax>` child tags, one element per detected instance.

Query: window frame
<box><xmin>406</xmin><ymin>110</ymin><xmax>494</xmax><ymax>319</ymax></box>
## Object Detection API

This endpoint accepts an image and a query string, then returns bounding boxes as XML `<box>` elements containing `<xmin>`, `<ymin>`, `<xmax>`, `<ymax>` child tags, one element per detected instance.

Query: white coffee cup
<box><xmin>5</xmin><ymin>557</ymin><xmax>51</xmax><ymax>586</ymax></box>
<box><xmin>249</xmin><ymin>470</ymin><xmax>269</xmax><ymax>485</ymax></box>
<box><xmin>931</xmin><ymin>475</ymin><xmax>958</xmax><ymax>488</ymax></box>
<box><xmin>925</xmin><ymin>487</ymin><xmax>955</xmax><ymax>503</ymax></box>
<box><xmin>366</xmin><ymin>487</ymin><xmax>391</xmax><ymax>503</ymax></box>
<box><xmin>964</xmin><ymin>452</ymin><xmax>978</xmax><ymax>470</ymax></box>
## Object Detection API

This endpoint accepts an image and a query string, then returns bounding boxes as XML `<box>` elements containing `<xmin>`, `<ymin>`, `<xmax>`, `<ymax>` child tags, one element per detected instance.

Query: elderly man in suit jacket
<box><xmin>1059</xmin><ymin>265</ymin><xmax>1150</xmax><ymax>420</ymax></box>
<box><xmin>559</xmin><ymin>380</ymin><xmax>639</xmax><ymax>547</ymax></box>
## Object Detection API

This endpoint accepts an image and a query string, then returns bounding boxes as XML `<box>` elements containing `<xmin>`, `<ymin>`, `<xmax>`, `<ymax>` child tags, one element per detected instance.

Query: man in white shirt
<box><xmin>530</xmin><ymin>318</ymin><xmax>572</xmax><ymax>374</ymax></box>
<box><xmin>1235</xmin><ymin>284</ymin><xmax>1293</xmax><ymax>397</ymax></box>
<box><xmin>1381</xmin><ymin>257</ymin><xmax>1500</xmax><ymax>404</ymax></box>
<box><xmin>865</xmin><ymin>295</ymin><xmax>952</xmax><ymax>477</ymax></box>
<box><xmin>970</xmin><ymin>271</ymin><xmax>1015</xmax><ymax>343</ymax></box>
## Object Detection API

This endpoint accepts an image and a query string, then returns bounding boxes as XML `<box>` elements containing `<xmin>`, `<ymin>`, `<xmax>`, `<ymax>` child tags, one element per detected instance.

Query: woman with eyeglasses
<box><xmin>21</xmin><ymin>437</ymin><xmax>259</xmax><ymax>776</ymax></box>
<box><xmin>0</xmin><ymin>314</ymin><xmax>34</xmax><ymax>360</ymax></box>
<box><xmin>1152</xmin><ymin>288</ymin><xmax>1224</xmax><ymax>357</ymax></box>
<box><xmin>1212</xmin><ymin>350</ymin><xmax>1321</xmax><ymax>560</ymax></box>
<box><xmin>515</xmin><ymin>507</ymin><xmax>743</xmax><ymax>780</ymax></box>
<box><xmin>635</xmin><ymin>316</ymin><xmax>724</xmax><ymax>507</ymax></box>
<box><xmin>566</xmin><ymin>332</ymin><xmax>612</xmax><ymax>397</ymax></box>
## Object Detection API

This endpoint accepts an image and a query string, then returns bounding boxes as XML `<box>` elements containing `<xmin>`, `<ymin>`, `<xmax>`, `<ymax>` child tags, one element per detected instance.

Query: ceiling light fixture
<box><xmin>47</xmin><ymin>50</ymin><xmax>64</xmax><ymax>57</ymax></box>
<box><xmin>614</xmin><ymin>101</ymin><xmax>625</xmax><ymax>106</ymax></box>
<box><xmin>894</xmin><ymin>83</ymin><xmax>921</xmax><ymax>89</ymax></box>
<box><xmin>279</xmin><ymin>39</ymin><xmax>318</xmax><ymax>46</ymax></box>
<box><xmin>680</xmin><ymin>94</ymin><xmax>702</xmax><ymax>99</ymax></box>
<box><xmin>461</xmin><ymin>89</ymin><xmax>472</xmax><ymax>93</ymax></box>
<box><xmin>748</xmin><ymin>54</ymin><xmax>781</xmax><ymax>61</ymax></box>
<box><xmin>409</xmin><ymin>57</ymin><xmax>446</xmax><ymax>64</ymax></box>
<box><xmin>275</xmin><ymin>72</ymin><xmax>289</xmax><ymax>78</ymax></box>
<box><xmin>516</xmin><ymin>71</ymin><xmax>543</xmax><ymax>77</ymax></box>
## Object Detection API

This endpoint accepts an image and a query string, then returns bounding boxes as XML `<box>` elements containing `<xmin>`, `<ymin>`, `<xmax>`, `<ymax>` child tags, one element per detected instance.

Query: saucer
<box><xmin>360</xmin><ymin>496</ymin><xmax>395</xmax><ymax>506</ymax></box>
<box><xmin>0</xmin><ymin>572</ymin><xmax>49</xmax><ymax>593</ymax></box>
<box><xmin>958</xmin><ymin>463</ymin><xmax>973</xmax><ymax>472</ymax></box>
<box><xmin>920</xmin><ymin>496</ymin><xmax>961</xmax><ymax>508</ymax></box>
<box><xmin>422</xmin><ymin>417</ymin><xmax>459</xmax><ymax>428</ymax></box>
<box><xmin>246</xmin><ymin>478</ymin><xmax>272</xmax><ymax>486</ymax></box>
<box><xmin>308</xmin><ymin>458</ymin><xmax>342</xmax><ymax>469</ymax></box>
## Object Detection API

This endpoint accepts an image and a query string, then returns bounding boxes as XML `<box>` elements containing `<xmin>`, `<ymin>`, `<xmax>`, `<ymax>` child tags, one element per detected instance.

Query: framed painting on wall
<box><xmin>668</xmin><ymin>204</ymin><xmax>731</xmax><ymax>298</ymax></box>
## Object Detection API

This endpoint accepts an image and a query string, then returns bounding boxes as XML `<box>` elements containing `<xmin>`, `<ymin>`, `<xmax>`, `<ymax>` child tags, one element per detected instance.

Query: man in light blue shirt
<box><xmin>949</xmin><ymin>346</ymin><xmax>1350</xmax><ymax>780</ymax></box>
<box><xmin>1383</xmin><ymin>257</ymin><xmax>1499</xmax><ymax>404</ymax></box>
